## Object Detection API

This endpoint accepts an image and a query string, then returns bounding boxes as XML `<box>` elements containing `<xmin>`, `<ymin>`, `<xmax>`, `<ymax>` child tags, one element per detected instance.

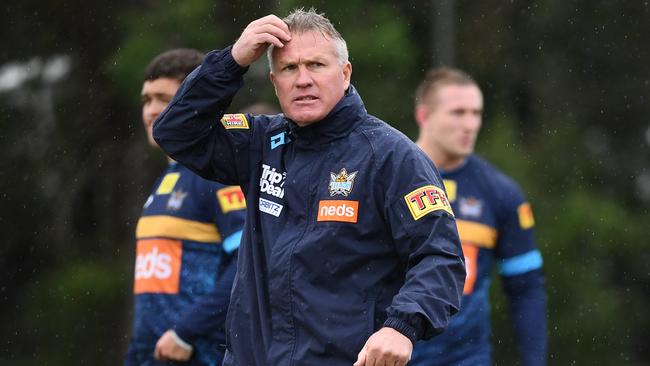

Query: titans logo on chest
<box><xmin>459</xmin><ymin>197</ymin><xmax>483</xmax><ymax>218</ymax></box>
<box><xmin>166</xmin><ymin>190</ymin><xmax>187</xmax><ymax>211</ymax></box>
<box><xmin>329</xmin><ymin>168</ymin><xmax>358</xmax><ymax>197</ymax></box>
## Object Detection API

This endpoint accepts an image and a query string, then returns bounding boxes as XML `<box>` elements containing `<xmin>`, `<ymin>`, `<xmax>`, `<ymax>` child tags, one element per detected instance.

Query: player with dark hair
<box><xmin>125</xmin><ymin>48</ymin><xmax>246</xmax><ymax>366</ymax></box>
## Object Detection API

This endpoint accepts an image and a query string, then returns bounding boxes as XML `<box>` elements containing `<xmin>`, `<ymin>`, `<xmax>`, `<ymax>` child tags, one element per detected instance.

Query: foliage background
<box><xmin>1</xmin><ymin>1</ymin><xmax>648</xmax><ymax>364</ymax></box>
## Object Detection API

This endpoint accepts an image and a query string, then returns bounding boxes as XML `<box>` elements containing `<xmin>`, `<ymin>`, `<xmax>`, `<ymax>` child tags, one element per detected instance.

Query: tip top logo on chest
<box><xmin>329</xmin><ymin>168</ymin><xmax>358</xmax><ymax>197</ymax></box>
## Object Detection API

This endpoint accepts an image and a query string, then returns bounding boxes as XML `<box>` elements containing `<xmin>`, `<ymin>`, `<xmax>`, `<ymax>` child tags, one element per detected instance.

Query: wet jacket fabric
<box><xmin>153</xmin><ymin>46</ymin><xmax>466</xmax><ymax>366</ymax></box>
<box><xmin>125</xmin><ymin>162</ymin><xmax>246</xmax><ymax>366</ymax></box>
<box><xmin>410</xmin><ymin>155</ymin><xmax>547</xmax><ymax>366</ymax></box>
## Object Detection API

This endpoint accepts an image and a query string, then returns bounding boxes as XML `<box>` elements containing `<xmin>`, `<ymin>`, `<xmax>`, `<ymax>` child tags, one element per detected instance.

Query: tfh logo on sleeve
<box><xmin>217</xmin><ymin>186</ymin><xmax>246</xmax><ymax>213</ymax></box>
<box><xmin>404</xmin><ymin>185</ymin><xmax>454</xmax><ymax>220</ymax></box>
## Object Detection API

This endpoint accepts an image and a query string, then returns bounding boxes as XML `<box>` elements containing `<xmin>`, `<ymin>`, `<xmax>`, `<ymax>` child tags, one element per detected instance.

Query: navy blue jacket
<box><xmin>153</xmin><ymin>47</ymin><xmax>465</xmax><ymax>365</ymax></box>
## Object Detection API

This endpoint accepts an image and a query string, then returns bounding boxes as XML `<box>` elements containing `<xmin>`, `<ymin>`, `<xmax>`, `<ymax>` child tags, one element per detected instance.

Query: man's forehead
<box><xmin>290</xmin><ymin>29</ymin><xmax>333</xmax><ymax>42</ymax></box>
<box><xmin>141</xmin><ymin>78</ymin><xmax>180</xmax><ymax>95</ymax></box>
<box><xmin>273</xmin><ymin>31</ymin><xmax>336</xmax><ymax>62</ymax></box>
<box><xmin>432</xmin><ymin>84</ymin><xmax>483</xmax><ymax>107</ymax></box>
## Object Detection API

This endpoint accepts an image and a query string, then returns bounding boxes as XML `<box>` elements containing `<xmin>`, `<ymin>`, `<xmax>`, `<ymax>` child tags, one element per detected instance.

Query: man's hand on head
<box><xmin>231</xmin><ymin>15</ymin><xmax>292</xmax><ymax>67</ymax></box>
<box><xmin>354</xmin><ymin>327</ymin><xmax>413</xmax><ymax>366</ymax></box>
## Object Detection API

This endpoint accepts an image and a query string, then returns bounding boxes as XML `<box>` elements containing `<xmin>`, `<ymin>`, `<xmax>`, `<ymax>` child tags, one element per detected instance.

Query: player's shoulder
<box><xmin>468</xmin><ymin>155</ymin><xmax>527</xmax><ymax>208</ymax></box>
<box><xmin>176</xmin><ymin>164</ymin><xmax>225</xmax><ymax>190</ymax></box>
<box><xmin>469</xmin><ymin>155</ymin><xmax>520</xmax><ymax>190</ymax></box>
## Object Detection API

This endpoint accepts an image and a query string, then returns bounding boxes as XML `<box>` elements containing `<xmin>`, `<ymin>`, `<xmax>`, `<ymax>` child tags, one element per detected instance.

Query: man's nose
<box><xmin>295</xmin><ymin>66</ymin><xmax>313</xmax><ymax>87</ymax></box>
<box><xmin>462</xmin><ymin>114</ymin><xmax>481</xmax><ymax>130</ymax></box>
<box><xmin>148</xmin><ymin>100</ymin><xmax>166</xmax><ymax>118</ymax></box>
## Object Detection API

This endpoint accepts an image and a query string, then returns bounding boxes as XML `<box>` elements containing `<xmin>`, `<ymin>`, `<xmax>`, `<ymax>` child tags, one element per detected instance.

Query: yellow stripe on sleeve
<box><xmin>456</xmin><ymin>219</ymin><xmax>498</xmax><ymax>248</ymax></box>
<box><xmin>136</xmin><ymin>215</ymin><xmax>221</xmax><ymax>243</ymax></box>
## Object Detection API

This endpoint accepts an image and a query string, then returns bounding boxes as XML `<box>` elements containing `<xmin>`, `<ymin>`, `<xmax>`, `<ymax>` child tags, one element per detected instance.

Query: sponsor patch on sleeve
<box><xmin>220</xmin><ymin>113</ymin><xmax>249</xmax><ymax>129</ymax></box>
<box><xmin>156</xmin><ymin>172</ymin><xmax>180</xmax><ymax>195</ymax></box>
<box><xmin>404</xmin><ymin>184</ymin><xmax>454</xmax><ymax>220</ymax></box>
<box><xmin>217</xmin><ymin>186</ymin><xmax>246</xmax><ymax>213</ymax></box>
<box><xmin>517</xmin><ymin>202</ymin><xmax>535</xmax><ymax>229</ymax></box>
<box><xmin>442</xmin><ymin>179</ymin><xmax>457</xmax><ymax>203</ymax></box>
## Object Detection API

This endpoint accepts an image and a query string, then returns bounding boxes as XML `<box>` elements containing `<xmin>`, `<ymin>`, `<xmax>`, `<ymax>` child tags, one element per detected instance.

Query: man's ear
<box><xmin>342</xmin><ymin>62</ymin><xmax>352</xmax><ymax>90</ymax></box>
<box><xmin>415</xmin><ymin>104</ymin><xmax>430</xmax><ymax>128</ymax></box>
<box><xmin>269</xmin><ymin>72</ymin><xmax>277</xmax><ymax>96</ymax></box>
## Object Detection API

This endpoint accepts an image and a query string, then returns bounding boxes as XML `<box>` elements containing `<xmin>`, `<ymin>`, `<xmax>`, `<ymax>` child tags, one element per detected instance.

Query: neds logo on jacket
<box><xmin>133</xmin><ymin>239</ymin><xmax>182</xmax><ymax>294</ymax></box>
<box><xmin>317</xmin><ymin>200</ymin><xmax>359</xmax><ymax>223</ymax></box>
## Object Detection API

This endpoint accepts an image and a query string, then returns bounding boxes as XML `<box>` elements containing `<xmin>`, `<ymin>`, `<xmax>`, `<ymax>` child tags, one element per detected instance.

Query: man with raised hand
<box><xmin>154</xmin><ymin>10</ymin><xmax>465</xmax><ymax>366</ymax></box>
<box><xmin>410</xmin><ymin>67</ymin><xmax>547</xmax><ymax>366</ymax></box>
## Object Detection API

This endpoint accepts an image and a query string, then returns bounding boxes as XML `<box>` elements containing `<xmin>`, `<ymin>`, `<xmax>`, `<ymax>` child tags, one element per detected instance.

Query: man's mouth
<box><xmin>294</xmin><ymin>95</ymin><xmax>318</xmax><ymax>101</ymax></box>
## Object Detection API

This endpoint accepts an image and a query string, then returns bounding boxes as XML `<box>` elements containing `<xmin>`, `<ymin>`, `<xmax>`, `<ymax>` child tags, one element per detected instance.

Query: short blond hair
<box><xmin>415</xmin><ymin>67</ymin><xmax>478</xmax><ymax>107</ymax></box>
<box><xmin>267</xmin><ymin>8</ymin><xmax>349</xmax><ymax>70</ymax></box>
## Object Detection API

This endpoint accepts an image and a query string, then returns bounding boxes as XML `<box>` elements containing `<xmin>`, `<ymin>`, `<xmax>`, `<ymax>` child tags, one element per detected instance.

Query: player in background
<box><xmin>410</xmin><ymin>67</ymin><xmax>547</xmax><ymax>366</ymax></box>
<box><xmin>125</xmin><ymin>48</ymin><xmax>246</xmax><ymax>366</ymax></box>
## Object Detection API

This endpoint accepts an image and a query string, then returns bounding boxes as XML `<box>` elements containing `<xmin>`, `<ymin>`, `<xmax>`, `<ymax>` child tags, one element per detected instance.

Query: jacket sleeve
<box><xmin>381</xmin><ymin>148</ymin><xmax>466</xmax><ymax>344</ymax></box>
<box><xmin>210</xmin><ymin>184</ymin><xmax>246</xmax><ymax>249</ymax></box>
<box><xmin>172</xmin><ymin>181</ymin><xmax>245</xmax><ymax>345</ymax></box>
<box><xmin>153</xmin><ymin>46</ymin><xmax>253</xmax><ymax>186</ymax></box>
<box><xmin>174</xmin><ymin>250</ymin><xmax>238</xmax><ymax>345</ymax></box>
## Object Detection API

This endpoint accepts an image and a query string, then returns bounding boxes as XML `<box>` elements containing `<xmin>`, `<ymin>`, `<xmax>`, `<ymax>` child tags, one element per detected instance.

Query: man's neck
<box><xmin>416</xmin><ymin>140</ymin><xmax>467</xmax><ymax>172</ymax></box>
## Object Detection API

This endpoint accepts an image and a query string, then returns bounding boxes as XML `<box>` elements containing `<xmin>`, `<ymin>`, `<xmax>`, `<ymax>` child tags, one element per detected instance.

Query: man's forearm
<box><xmin>504</xmin><ymin>269</ymin><xmax>547</xmax><ymax>366</ymax></box>
<box><xmin>174</xmin><ymin>252</ymin><xmax>238</xmax><ymax>344</ymax></box>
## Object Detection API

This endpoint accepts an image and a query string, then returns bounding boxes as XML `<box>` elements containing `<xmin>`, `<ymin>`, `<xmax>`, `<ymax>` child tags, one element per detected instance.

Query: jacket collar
<box><xmin>284</xmin><ymin>85</ymin><xmax>366</xmax><ymax>148</ymax></box>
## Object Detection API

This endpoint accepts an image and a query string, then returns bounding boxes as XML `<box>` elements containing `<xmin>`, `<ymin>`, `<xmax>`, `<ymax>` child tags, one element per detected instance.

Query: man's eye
<box><xmin>283</xmin><ymin>65</ymin><xmax>296</xmax><ymax>71</ymax></box>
